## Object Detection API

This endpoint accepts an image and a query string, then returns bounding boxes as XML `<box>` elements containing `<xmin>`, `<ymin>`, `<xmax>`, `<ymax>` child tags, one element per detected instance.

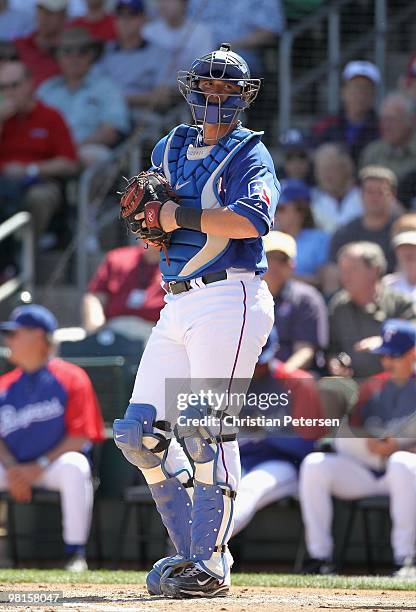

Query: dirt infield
<box><xmin>1</xmin><ymin>583</ymin><xmax>416</xmax><ymax>611</ymax></box>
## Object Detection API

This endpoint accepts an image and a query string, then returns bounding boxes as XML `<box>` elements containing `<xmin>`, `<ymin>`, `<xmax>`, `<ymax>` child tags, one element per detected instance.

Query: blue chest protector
<box><xmin>156</xmin><ymin>123</ymin><xmax>261</xmax><ymax>281</ymax></box>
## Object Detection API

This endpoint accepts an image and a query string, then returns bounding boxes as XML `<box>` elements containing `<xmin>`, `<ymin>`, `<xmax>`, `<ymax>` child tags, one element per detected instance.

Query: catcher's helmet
<box><xmin>177</xmin><ymin>43</ymin><xmax>261</xmax><ymax>127</ymax></box>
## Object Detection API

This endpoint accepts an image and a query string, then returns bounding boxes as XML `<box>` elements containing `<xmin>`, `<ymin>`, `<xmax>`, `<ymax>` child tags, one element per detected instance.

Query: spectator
<box><xmin>312</xmin><ymin>61</ymin><xmax>380</xmax><ymax>164</ymax></box>
<box><xmin>324</xmin><ymin>166</ymin><xmax>400</xmax><ymax>296</ymax></box>
<box><xmin>15</xmin><ymin>0</ymin><xmax>67</xmax><ymax>87</ymax></box>
<box><xmin>69</xmin><ymin>0</ymin><xmax>116</xmax><ymax>42</ymax></box>
<box><xmin>142</xmin><ymin>0</ymin><xmax>214</xmax><ymax>86</ymax></box>
<box><xmin>360</xmin><ymin>92</ymin><xmax>416</xmax><ymax>183</ymax></box>
<box><xmin>263</xmin><ymin>231</ymin><xmax>328</xmax><ymax>372</ymax></box>
<box><xmin>233</xmin><ymin>329</ymin><xmax>325</xmax><ymax>536</ymax></box>
<box><xmin>96</xmin><ymin>0</ymin><xmax>171</xmax><ymax>112</ymax></box>
<box><xmin>37</xmin><ymin>26</ymin><xmax>129</xmax><ymax>166</ymax></box>
<box><xmin>277</xmin><ymin>128</ymin><xmax>313</xmax><ymax>183</ymax></box>
<box><xmin>0</xmin><ymin>304</ymin><xmax>105</xmax><ymax>571</ymax></box>
<box><xmin>82</xmin><ymin>243</ymin><xmax>164</xmax><ymax>340</ymax></box>
<box><xmin>328</xmin><ymin>242</ymin><xmax>416</xmax><ymax>379</ymax></box>
<box><xmin>299</xmin><ymin>319</ymin><xmax>416</xmax><ymax>576</ymax></box>
<box><xmin>398</xmin><ymin>52</ymin><xmax>416</xmax><ymax>102</ymax></box>
<box><xmin>0</xmin><ymin>60</ymin><xmax>78</xmax><ymax>247</ymax></box>
<box><xmin>311</xmin><ymin>144</ymin><xmax>363</xmax><ymax>234</ymax></box>
<box><xmin>187</xmin><ymin>0</ymin><xmax>285</xmax><ymax>75</ymax></box>
<box><xmin>0</xmin><ymin>0</ymin><xmax>33</xmax><ymax>41</ymax></box>
<box><xmin>384</xmin><ymin>225</ymin><xmax>416</xmax><ymax>301</ymax></box>
<box><xmin>275</xmin><ymin>179</ymin><xmax>330</xmax><ymax>286</ymax></box>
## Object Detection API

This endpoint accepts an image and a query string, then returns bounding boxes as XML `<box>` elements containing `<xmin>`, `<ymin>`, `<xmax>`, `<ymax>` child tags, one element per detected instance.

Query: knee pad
<box><xmin>113</xmin><ymin>403</ymin><xmax>171</xmax><ymax>470</ymax></box>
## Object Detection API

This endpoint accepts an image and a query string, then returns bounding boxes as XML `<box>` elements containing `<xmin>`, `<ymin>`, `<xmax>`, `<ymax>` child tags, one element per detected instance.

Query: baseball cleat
<box><xmin>146</xmin><ymin>554</ymin><xmax>188</xmax><ymax>595</ymax></box>
<box><xmin>160</xmin><ymin>563</ymin><xmax>230</xmax><ymax>598</ymax></box>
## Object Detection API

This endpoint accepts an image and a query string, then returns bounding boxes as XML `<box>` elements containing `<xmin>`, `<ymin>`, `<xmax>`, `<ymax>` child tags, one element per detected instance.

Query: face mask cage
<box><xmin>177</xmin><ymin>51</ymin><xmax>261</xmax><ymax>131</ymax></box>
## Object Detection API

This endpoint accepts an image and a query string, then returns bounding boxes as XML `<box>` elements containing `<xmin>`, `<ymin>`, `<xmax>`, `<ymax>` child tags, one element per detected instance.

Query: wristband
<box><xmin>174</xmin><ymin>206</ymin><xmax>203</xmax><ymax>231</ymax></box>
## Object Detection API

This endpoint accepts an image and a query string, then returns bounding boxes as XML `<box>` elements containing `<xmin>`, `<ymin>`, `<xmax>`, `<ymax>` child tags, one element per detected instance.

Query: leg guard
<box><xmin>176</xmin><ymin>405</ymin><xmax>236</xmax><ymax>579</ymax></box>
<box><xmin>114</xmin><ymin>403</ymin><xmax>192</xmax><ymax>558</ymax></box>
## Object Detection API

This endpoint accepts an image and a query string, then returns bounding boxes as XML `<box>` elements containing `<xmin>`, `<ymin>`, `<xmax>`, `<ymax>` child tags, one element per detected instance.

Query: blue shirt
<box><xmin>37</xmin><ymin>72</ymin><xmax>130</xmax><ymax>143</ymax></box>
<box><xmin>295</xmin><ymin>228</ymin><xmax>330</xmax><ymax>276</ymax></box>
<box><xmin>187</xmin><ymin>0</ymin><xmax>285</xmax><ymax>74</ymax></box>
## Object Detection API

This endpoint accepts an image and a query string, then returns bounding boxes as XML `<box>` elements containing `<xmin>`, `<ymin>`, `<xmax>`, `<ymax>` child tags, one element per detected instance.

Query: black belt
<box><xmin>165</xmin><ymin>270</ymin><xmax>228</xmax><ymax>295</ymax></box>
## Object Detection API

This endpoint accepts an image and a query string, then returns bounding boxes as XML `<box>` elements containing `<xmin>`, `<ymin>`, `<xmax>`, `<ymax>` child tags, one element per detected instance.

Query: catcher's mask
<box><xmin>177</xmin><ymin>43</ymin><xmax>261</xmax><ymax>130</ymax></box>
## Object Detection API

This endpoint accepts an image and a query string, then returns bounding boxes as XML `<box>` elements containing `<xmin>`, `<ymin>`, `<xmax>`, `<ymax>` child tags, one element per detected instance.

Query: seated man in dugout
<box><xmin>299</xmin><ymin>319</ymin><xmax>416</xmax><ymax>577</ymax></box>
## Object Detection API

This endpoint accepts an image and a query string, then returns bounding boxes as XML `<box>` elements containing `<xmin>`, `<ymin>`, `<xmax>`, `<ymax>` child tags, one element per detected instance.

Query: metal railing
<box><xmin>0</xmin><ymin>212</ymin><xmax>34</xmax><ymax>303</ymax></box>
<box><xmin>278</xmin><ymin>0</ymin><xmax>416</xmax><ymax>134</ymax></box>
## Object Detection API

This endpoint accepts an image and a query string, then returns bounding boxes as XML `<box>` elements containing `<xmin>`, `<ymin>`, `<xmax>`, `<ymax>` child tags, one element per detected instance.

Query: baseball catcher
<box><xmin>113</xmin><ymin>43</ymin><xmax>280</xmax><ymax>598</ymax></box>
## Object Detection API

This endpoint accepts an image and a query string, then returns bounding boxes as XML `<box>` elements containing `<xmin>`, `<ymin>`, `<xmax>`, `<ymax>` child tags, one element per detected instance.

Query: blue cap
<box><xmin>258</xmin><ymin>326</ymin><xmax>279</xmax><ymax>365</ymax></box>
<box><xmin>371</xmin><ymin>319</ymin><xmax>416</xmax><ymax>358</ymax></box>
<box><xmin>116</xmin><ymin>0</ymin><xmax>145</xmax><ymax>13</ymax></box>
<box><xmin>279</xmin><ymin>128</ymin><xmax>311</xmax><ymax>152</ymax></box>
<box><xmin>0</xmin><ymin>304</ymin><xmax>57</xmax><ymax>334</ymax></box>
<box><xmin>279</xmin><ymin>179</ymin><xmax>311</xmax><ymax>205</ymax></box>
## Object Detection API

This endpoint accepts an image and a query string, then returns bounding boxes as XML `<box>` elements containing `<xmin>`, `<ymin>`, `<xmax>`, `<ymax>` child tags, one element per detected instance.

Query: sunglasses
<box><xmin>285</xmin><ymin>151</ymin><xmax>308</xmax><ymax>161</ymax></box>
<box><xmin>0</xmin><ymin>79</ymin><xmax>25</xmax><ymax>91</ymax></box>
<box><xmin>58</xmin><ymin>45</ymin><xmax>92</xmax><ymax>56</ymax></box>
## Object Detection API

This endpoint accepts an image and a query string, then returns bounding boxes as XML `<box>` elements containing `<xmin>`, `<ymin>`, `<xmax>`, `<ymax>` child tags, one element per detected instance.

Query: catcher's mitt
<box><xmin>119</xmin><ymin>170</ymin><xmax>177</xmax><ymax>263</ymax></box>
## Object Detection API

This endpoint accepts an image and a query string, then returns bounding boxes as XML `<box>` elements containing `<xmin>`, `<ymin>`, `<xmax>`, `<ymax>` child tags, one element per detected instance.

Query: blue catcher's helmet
<box><xmin>177</xmin><ymin>43</ymin><xmax>261</xmax><ymax>127</ymax></box>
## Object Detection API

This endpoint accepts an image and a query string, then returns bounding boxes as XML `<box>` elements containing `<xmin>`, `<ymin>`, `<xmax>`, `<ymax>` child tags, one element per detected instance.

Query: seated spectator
<box><xmin>277</xmin><ymin>128</ymin><xmax>313</xmax><ymax>183</ymax></box>
<box><xmin>187</xmin><ymin>0</ymin><xmax>285</xmax><ymax>75</ymax></box>
<box><xmin>360</xmin><ymin>92</ymin><xmax>416</xmax><ymax>183</ymax></box>
<box><xmin>312</xmin><ymin>61</ymin><xmax>380</xmax><ymax>164</ymax></box>
<box><xmin>263</xmin><ymin>231</ymin><xmax>328</xmax><ymax>372</ymax></box>
<box><xmin>0</xmin><ymin>0</ymin><xmax>33</xmax><ymax>41</ymax></box>
<box><xmin>82</xmin><ymin>243</ymin><xmax>164</xmax><ymax>340</ymax></box>
<box><xmin>0</xmin><ymin>60</ymin><xmax>78</xmax><ymax>255</ymax></box>
<box><xmin>69</xmin><ymin>0</ymin><xmax>116</xmax><ymax>42</ymax></box>
<box><xmin>324</xmin><ymin>166</ymin><xmax>400</xmax><ymax>295</ymax></box>
<box><xmin>15</xmin><ymin>0</ymin><xmax>67</xmax><ymax>87</ymax></box>
<box><xmin>384</xmin><ymin>222</ymin><xmax>416</xmax><ymax>301</ymax></box>
<box><xmin>233</xmin><ymin>329</ymin><xmax>325</xmax><ymax>536</ymax></box>
<box><xmin>0</xmin><ymin>304</ymin><xmax>105</xmax><ymax>571</ymax></box>
<box><xmin>275</xmin><ymin>179</ymin><xmax>330</xmax><ymax>286</ymax></box>
<box><xmin>96</xmin><ymin>0</ymin><xmax>171</xmax><ymax>112</ymax></box>
<box><xmin>142</xmin><ymin>0</ymin><xmax>213</xmax><ymax>86</ymax></box>
<box><xmin>311</xmin><ymin>144</ymin><xmax>363</xmax><ymax>234</ymax></box>
<box><xmin>328</xmin><ymin>241</ymin><xmax>416</xmax><ymax>379</ymax></box>
<box><xmin>37</xmin><ymin>27</ymin><xmax>129</xmax><ymax>166</ymax></box>
<box><xmin>299</xmin><ymin>319</ymin><xmax>416</xmax><ymax>576</ymax></box>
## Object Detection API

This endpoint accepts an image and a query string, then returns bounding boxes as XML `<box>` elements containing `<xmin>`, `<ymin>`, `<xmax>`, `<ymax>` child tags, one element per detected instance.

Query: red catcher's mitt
<box><xmin>119</xmin><ymin>170</ymin><xmax>177</xmax><ymax>263</ymax></box>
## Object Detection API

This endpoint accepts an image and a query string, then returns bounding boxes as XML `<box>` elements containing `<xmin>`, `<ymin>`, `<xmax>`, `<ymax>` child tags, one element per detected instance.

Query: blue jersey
<box><xmin>151</xmin><ymin>123</ymin><xmax>280</xmax><ymax>281</ymax></box>
<box><xmin>0</xmin><ymin>359</ymin><xmax>104</xmax><ymax>462</ymax></box>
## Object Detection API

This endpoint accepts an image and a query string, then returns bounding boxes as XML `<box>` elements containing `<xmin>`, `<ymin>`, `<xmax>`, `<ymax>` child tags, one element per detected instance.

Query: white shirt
<box><xmin>383</xmin><ymin>272</ymin><xmax>416</xmax><ymax>301</ymax></box>
<box><xmin>311</xmin><ymin>185</ymin><xmax>363</xmax><ymax>234</ymax></box>
<box><xmin>142</xmin><ymin>18</ymin><xmax>214</xmax><ymax>84</ymax></box>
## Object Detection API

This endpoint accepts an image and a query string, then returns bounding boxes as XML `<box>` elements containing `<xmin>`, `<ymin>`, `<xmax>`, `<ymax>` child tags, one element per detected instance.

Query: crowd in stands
<box><xmin>0</xmin><ymin>0</ymin><xmax>415</xmax><ymax>577</ymax></box>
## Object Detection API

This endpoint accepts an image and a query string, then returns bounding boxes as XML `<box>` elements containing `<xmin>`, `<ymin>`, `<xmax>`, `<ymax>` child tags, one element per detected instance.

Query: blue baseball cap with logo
<box><xmin>0</xmin><ymin>304</ymin><xmax>58</xmax><ymax>334</ymax></box>
<box><xmin>279</xmin><ymin>179</ymin><xmax>311</xmax><ymax>205</ymax></box>
<box><xmin>116</xmin><ymin>0</ymin><xmax>145</xmax><ymax>13</ymax></box>
<box><xmin>371</xmin><ymin>319</ymin><xmax>416</xmax><ymax>358</ymax></box>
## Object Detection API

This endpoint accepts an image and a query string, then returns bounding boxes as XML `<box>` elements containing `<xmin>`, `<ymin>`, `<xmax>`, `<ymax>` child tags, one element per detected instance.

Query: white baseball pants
<box><xmin>130</xmin><ymin>275</ymin><xmax>275</xmax><ymax>576</ymax></box>
<box><xmin>233</xmin><ymin>459</ymin><xmax>298</xmax><ymax>535</ymax></box>
<box><xmin>0</xmin><ymin>452</ymin><xmax>93</xmax><ymax>545</ymax></box>
<box><xmin>299</xmin><ymin>451</ymin><xmax>416</xmax><ymax>564</ymax></box>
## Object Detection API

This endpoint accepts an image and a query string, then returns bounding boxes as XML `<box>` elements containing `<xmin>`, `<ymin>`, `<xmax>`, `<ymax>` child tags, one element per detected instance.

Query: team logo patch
<box><xmin>248</xmin><ymin>179</ymin><xmax>271</xmax><ymax>207</ymax></box>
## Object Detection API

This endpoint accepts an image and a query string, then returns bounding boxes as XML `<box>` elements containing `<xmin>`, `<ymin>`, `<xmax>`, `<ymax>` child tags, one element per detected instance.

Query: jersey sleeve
<box><xmin>224</xmin><ymin>140</ymin><xmax>280</xmax><ymax>236</ymax></box>
<box><xmin>51</xmin><ymin>361</ymin><xmax>105</xmax><ymax>442</ymax></box>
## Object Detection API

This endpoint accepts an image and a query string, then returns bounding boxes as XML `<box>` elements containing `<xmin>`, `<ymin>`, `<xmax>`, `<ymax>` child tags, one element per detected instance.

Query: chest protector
<box><xmin>160</xmin><ymin>123</ymin><xmax>260</xmax><ymax>280</ymax></box>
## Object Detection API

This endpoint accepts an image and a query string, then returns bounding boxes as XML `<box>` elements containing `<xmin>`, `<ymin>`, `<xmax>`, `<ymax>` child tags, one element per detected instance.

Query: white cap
<box><xmin>37</xmin><ymin>0</ymin><xmax>68</xmax><ymax>11</ymax></box>
<box><xmin>392</xmin><ymin>230</ymin><xmax>416</xmax><ymax>248</ymax></box>
<box><xmin>342</xmin><ymin>61</ymin><xmax>380</xmax><ymax>85</ymax></box>
<box><xmin>263</xmin><ymin>231</ymin><xmax>297</xmax><ymax>259</ymax></box>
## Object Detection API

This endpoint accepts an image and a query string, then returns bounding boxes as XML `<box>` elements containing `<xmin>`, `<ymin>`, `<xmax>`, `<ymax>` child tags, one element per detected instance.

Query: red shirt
<box><xmin>88</xmin><ymin>246</ymin><xmax>164</xmax><ymax>323</ymax></box>
<box><xmin>69</xmin><ymin>14</ymin><xmax>116</xmax><ymax>42</ymax></box>
<box><xmin>0</xmin><ymin>101</ymin><xmax>77</xmax><ymax>168</ymax></box>
<box><xmin>15</xmin><ymin>33</ymin><xmax>61</xmax><ymax>87</ymax></box>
